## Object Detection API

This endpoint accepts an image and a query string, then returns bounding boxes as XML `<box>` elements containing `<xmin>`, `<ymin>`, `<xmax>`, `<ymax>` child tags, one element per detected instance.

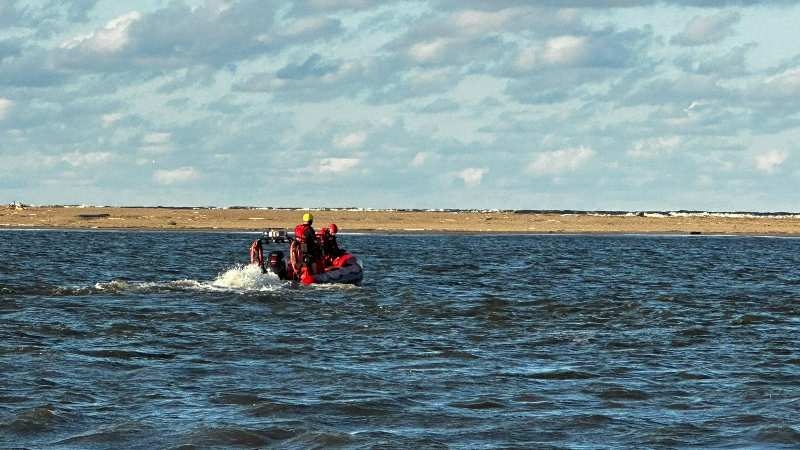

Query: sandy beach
<box><xmin>2</xmin><ymin>205</ymin><xmax>800</xmax><ymax>235</ymax></box>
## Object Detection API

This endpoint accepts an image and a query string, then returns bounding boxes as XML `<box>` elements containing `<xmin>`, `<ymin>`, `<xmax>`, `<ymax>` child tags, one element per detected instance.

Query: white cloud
<box><xmin>452</xmin><ymin>9</ymin><xmax>515</xmax><ymax>34</ymax></box>
<box><xmin>407</xmin><ymin>68</ymin><xmax>452</xmax><ymax>87</ymax></box>
<box><xmin>59</xmin><ymin>151</ymin><xmax>113</xmax><ymax>167</ymax></box>
<box><xmin>411</xmin><ymin>152</ymin><xmax>429</xmax><ymax>167</ymax></box>
<box><xmin>671</xmin><ymin>11</ymin><xmax>740</xmax><ymax>47</ymax></box>
<box><xmin>284</xmin><ymin>16</ymin><xmax>334</xmax><ymax>37</ymax></box>
<box><xmin>143</xmin><ymin>132</ymin><xmax>171</xmax><ymax>145</ymax></box>
<box><xmin>304</xmin><ymin>0</ymin><xmax>372</xmax><ymax>11</ymax></box>
<box><xmin>333</xmin><ymin>131</ymin><xmax>367</xmax><ymax>149</ymax></box>
<box><xmin>153</xmin><ymin>167</ymin><xmax>200</xmax><ymax>185</ymax></box>
<box><xmin>457</xmin><ymin>167</ymin><xmax>488</xmax><ymax>186</ymax></box>
<box><xmin>4</xmin><ymin>1</ymin><xmax>800</xmax><ymax>211</ymax></box>
<box><xmin>514</xmin><ymin>35</ymin><xmax>588</xmax><ymax>71</ymax></box>
<box><xmin>140</xmin><ymin>132</ymin><xmax>172</xmax><ymax>154</ymax></box>
<box><xmin>542</xmin><ymin>35</ymin><xmax>588</xmax><ymax>66</ymax></box>
<box><xmin>408</xmin><ymin>38</ymin><xmax>450</xmax><ymax>63</ymax></box>
<box><xmin>0</xmin><ymin>97</ymin><xmax>13</xmax><ymax>120</ymax></box>
<box><xmin>60</xmin><ymin>11</ymin><xmax>142</xmax><ymax>53</ymax></box>
<box><xmin>763</xmin><ymin>68</ymin><xmax>800</xmax><ymax>96</ymax></box>
<box><xmin>754</xmin><ymin>150</ymin><xmax>787</xmax><ymax>173</ymax></box>
<box><xmin>307</xmin><ymin>157</ymin><xmax>360</xmax><ymax>174</ymax></box>
<box><xmin>528</xmin><ymin>146</ymin><xmax>595</xmax><ymax>175</ymax></box>
<box><xmin>102</xmin><ymin>113</ymin><xmax>124</xmax><ymax>127</ymax></box>
<box><xmin>627</xmin><ymin>137</ymin><xmax>682</xmax><ymax>159</ymax></box>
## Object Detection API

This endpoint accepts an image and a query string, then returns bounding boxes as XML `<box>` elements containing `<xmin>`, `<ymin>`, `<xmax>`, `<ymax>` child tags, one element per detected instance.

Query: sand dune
<box><xmin>3</xmin><ymin>205</ymin><xmax>800</xmax><ymax>235</ymax></box>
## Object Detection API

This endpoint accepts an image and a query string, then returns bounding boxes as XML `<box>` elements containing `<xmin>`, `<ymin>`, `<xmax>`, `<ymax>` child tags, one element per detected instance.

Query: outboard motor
<box><xmin>267</xmin><ymin>250</ymin><xmax>288</xmax><ymax>280</ymax></box>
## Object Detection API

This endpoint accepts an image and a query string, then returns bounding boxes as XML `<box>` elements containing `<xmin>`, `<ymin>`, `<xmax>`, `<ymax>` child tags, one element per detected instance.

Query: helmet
<box><xmin>302</xmin><ymin>213</ymin><xmax>313</xmax><ymax>224</ymax></box>
<box><xmin>328</xmin><ymin>223</ymin><xmax>338</xmax><ymax>235</ymax></box>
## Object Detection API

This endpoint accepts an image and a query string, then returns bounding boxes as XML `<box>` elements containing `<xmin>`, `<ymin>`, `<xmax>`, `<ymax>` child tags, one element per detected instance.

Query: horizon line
<box><xmin>7</xmin><ymin>202</ymin><xmax>800</xmax><ymax>216</ymax></box>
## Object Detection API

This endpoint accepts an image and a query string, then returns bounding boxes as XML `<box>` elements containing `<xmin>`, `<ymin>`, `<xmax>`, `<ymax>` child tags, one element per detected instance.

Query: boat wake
<box><xmin>0</xmin><ymin>265</ymin><xmax>285</xmax><ymax>297</ymax></box>
<box><xmin>209</xmin><ymin>263</ymin><xmax>286</xmax><ymax>291</ymax></box>
<box><xmin>88</xmin><ymin>264</ymin><xmax>287</xmax><ymax>294</ymax></box>
<box><xmin>4</xmin><ymin>264</ymin><xmax>362</xmax><ymax>298</ymax></box>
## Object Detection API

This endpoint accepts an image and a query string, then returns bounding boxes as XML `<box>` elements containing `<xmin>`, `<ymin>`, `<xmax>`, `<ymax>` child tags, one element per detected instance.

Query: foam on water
<box><xmin>87</xmin><ymin>264</ymin><xmax>285</xmax><ymax>295</ymax></box>
<box><xmin>211</xmin><ymin>263</ymin><xmax>284</xmax><ymax>291</ymax></box>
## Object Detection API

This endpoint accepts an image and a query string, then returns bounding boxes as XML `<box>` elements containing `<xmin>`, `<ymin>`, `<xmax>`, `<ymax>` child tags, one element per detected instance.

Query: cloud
<box><xmin>140</xmin><ymin>132</ymin><xmax>172</xmax><ymax>154</ymax></box>
<box><xmin>0</xmin><ymin>37</ymin><xmax>23</xmax><ymax>60</ymax></box>
<box><xmin>276</xmin><ymin>53</ymin><xmax>339</xmax><ymax>80</ymax></box>
<box><xmin>153</xmin><ymin>167</ymin><xmax>199</xmax><ymax>185</ymax></box>
<box><xmin>53</xmin><ymin>0</ymin><xmax>101</xmax><ymax>23</ymax></box>
<box><xmin>0</xmin><ymin>1</ymin><xmax>29</xmax><ymax>28</ymax></box>
<box><xmin>763</xmin><ymin>68</ymin><xmax>800</xmax><ymax>97</ymax></box>
<box><xmin>671</xmin><ymin>11</ymin><xmax>740</xmax><ymax>46</ymax></box>
<box><xmin>0</xmin><ymin>48</ymin><xmax>69</xmax><ymax>87</ymax></box>
<box><xmin>60</xmin><ymin>11</ymin><xmax>141</xmax><ymax>53</ymax></box>
<box><xmin>291</xmin><ymin>0</ymin><xmax>374</xmax><ymax>14</ymax></box>
<box><xmin>675</xmin><ymin>43</ymin><xmax>755</xmax><ymax>77</ymax></box>
<box><xmin>408</xmin><ymin>38</ymin><xmax>452</xmax><ymax>64</ymax></box>
<box><xmin>622</xmin><ymin>74</ymin><xmax>728</xmax><ymax>106</ymax></box>
<box><xmin>333</xmin><ymin>131</ymin><xmax>367</xmax><ymax>149</ymax></box>
<box><xmin>142</xmin><ymin>132</ymin><xmax>171</xmax><ymax>145</ymax></box>
<box><xmin>419</xmin><ymin>98</ymin><xmax>460</xmax><ymax>113</ymax></box>
<box><xmin>3</xmin><ymin>0</ymin><xmax>800</xmax><ymax>210</ymax></box>
<box><xmin>102</xmin><ymin>112</ymin><xmax>124</xmax><ymax>127</ymax></box>
<box><xmin>306</xmin><ymin>157</ymin><xmax>361</xmax><ymax>174</ymax></box>
<box><xmin>457</xmin><ymin>167</ymin><xmax>488</xmax><ymax>186</ymax></box>
<box><xmin>510</xmin><ymin>28</ymin><xmax>649</xmax><ymax>75</ymax></box>
<box><xmin>236</xmin><ymin>57</ymin><xmax>371</xmax><ymax>100</ymax></box>
<box><xmin>0</xmin><ymin>97</ymin><xmax>12</xmax><ymax>120</ymax></box>
<box><xmin>754</xmin><ymin>150</ymin><xmax>787</xmax><ymax>173</ymax></box>
<box><xmin>435</xmin><ymin>0</ymin><xmax>798</xmax><ymax>9</ymax></box>
<box><xmin>515</xmin><ymin>35</ymin><xmax>588</xmax><ymax>70</ymax></box>
<box><xmin>411</xmin><ymin>152</ymin><xmax>429</xmax><ymax>167</ymax></box>
<box><xmin>2</xmin><ymin>151</ymin><xmax>107</xmax><ymax>170</ymax></box>
<box><xmin>528</xmin><ymin>147</ymin><xmax>595</xmax><ymax>175</ymax></box>
<box><xmin>54</xmin><ymin>2</ymin><xmax>342</xmax><ymax>72</ymax></box>
<box><xmin>627</xmin><ymin>137</ymin><xmax>682</xmax><ymax>159</ymax></box>
<box><xmin>451</xmin><ymin>8</ymin><xmax>519</xmax><ymax>35</ymax></box>
<box><xmin>57</xmin><ymin>151</ymin><xmax>113</xmax><ymax>167</ymax></box>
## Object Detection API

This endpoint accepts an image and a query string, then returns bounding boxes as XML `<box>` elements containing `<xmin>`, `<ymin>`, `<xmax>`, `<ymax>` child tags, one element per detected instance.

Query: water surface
<box><xmin>1</xmin><ymin>230</ymin><xmax>799</xmax><ymax>448</ymax></box>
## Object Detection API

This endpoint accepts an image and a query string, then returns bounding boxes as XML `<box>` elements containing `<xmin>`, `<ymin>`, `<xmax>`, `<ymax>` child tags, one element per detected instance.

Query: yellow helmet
<box><xmin>302</xmin><ymin>212</ymin><xmax>314</xmax><ymax>223</ymax></box>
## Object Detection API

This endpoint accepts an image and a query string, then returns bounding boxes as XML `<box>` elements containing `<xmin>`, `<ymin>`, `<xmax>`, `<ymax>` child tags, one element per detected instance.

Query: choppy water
<box><xmin>1</xmin><ymin>230</ymin><xmax>799</xmax><ymax>449</ymax></box>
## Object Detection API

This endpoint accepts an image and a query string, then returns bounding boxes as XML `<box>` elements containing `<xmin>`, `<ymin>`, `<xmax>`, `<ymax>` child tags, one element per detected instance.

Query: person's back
<box><xmin>293</xmin><ymin>213</ymin><xmax>319</xmax><ymax>274</ymax></box>
<box><xmin>294</xmin><ymin>223</ymin><xmax>315</xmax><ymax>245</ymax></box>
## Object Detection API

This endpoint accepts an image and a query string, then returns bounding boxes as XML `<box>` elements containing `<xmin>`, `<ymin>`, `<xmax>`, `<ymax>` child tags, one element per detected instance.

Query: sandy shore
<box><xmin>3</xmin><ymin>205</ymin><xmax>800</xmax><ymax>235</ymax></box>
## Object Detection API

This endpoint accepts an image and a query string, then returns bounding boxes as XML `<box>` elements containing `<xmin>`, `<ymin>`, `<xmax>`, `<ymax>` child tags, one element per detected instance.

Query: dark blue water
<box><xmin>1</xmin><ymin>230</ymin><xmax>799</xmax><ymax>449</ymax></box>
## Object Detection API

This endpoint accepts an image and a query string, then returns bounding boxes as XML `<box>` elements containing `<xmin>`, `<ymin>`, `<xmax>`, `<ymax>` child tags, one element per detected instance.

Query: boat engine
<box><xmin>267</xmin><ymin>250</ymin><xmax>288</xmax><ymax>280</ymax></box>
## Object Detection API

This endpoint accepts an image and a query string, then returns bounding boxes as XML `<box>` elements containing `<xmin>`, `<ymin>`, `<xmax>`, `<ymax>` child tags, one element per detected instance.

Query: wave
<box><xmin>210</xmin><ymin>264</ymin><xmax>285</xmax><ymax>291</ymax></box>
<box><xmin>2</xmin><ymin>265</ymin><xmax>286</xmax><ymax>297</ymax></box>
<box><xmin>91</xmin><ymin>264</ymin><xmax>285</xmax><ymax>293</ymax></box>
<box><xmin>3</xmin><ymin>263</ymin><xmax>364</xmax><ymax>297</ymax></box>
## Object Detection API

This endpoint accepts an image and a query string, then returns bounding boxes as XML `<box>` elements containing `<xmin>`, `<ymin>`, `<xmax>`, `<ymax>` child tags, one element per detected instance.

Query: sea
<box><xmin>1</xmin><ymin>229</ymin><xmax>799</xmax><ymax>449</ymax></box>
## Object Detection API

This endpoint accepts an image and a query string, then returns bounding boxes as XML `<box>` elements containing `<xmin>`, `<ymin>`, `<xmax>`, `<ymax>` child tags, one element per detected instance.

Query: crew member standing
<box><xmin>293</xmin><ymin>213</ymin><xmax>319</xmax><ymax>274</ymax></box>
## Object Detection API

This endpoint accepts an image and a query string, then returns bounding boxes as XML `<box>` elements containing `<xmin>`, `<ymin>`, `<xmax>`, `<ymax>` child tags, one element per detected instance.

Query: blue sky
<box><xmin>1</xmin><ymin>0</ymin><xmax>800</xmax><ymax>210</ymax></box>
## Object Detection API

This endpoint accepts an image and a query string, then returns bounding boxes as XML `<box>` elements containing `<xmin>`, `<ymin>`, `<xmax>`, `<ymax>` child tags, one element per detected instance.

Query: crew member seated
<box><xmin>319</xmin><ymin>223</ymin><xmax>344</xmax><ymax>263</ymax></box>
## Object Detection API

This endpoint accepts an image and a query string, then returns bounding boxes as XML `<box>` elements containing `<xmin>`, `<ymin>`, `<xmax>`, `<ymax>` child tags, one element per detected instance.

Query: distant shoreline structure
<box><xmin>7</xmin><ymin>202</ymin><xmax>800</xmax><ymax>220</ymax></box>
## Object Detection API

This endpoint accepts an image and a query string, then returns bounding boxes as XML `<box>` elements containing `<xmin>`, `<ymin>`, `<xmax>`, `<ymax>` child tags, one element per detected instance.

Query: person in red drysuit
<box><xmin>293</xmin><ymin>213</ymin><xmax>321</xmax><ymax>280</ymax></box>
<box><xmin>320</xmin><ymin>223</ymin><xmax>344</xmax><ymax>265</ymax></box>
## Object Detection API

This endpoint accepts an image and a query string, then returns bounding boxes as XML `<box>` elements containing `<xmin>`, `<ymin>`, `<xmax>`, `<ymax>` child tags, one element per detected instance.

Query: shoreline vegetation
<box><xmin>3</xmin><ymin>204</ymin><xmax>800</xmax><ymax>235</ymax></box>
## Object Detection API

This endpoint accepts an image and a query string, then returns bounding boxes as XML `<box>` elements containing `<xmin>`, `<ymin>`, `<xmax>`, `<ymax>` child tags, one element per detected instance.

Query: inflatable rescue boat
<box><xmin>249</xmin><ymin>228</ymin><xmax>363</xmax><ymax>286</ymax></box>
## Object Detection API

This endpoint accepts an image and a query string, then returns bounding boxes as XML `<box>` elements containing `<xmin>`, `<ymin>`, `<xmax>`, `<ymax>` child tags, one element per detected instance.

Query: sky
<box><xmin>1</xmin><ymin>0</ymin><xmax>800</xmax><ymax>211</ymax></box>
